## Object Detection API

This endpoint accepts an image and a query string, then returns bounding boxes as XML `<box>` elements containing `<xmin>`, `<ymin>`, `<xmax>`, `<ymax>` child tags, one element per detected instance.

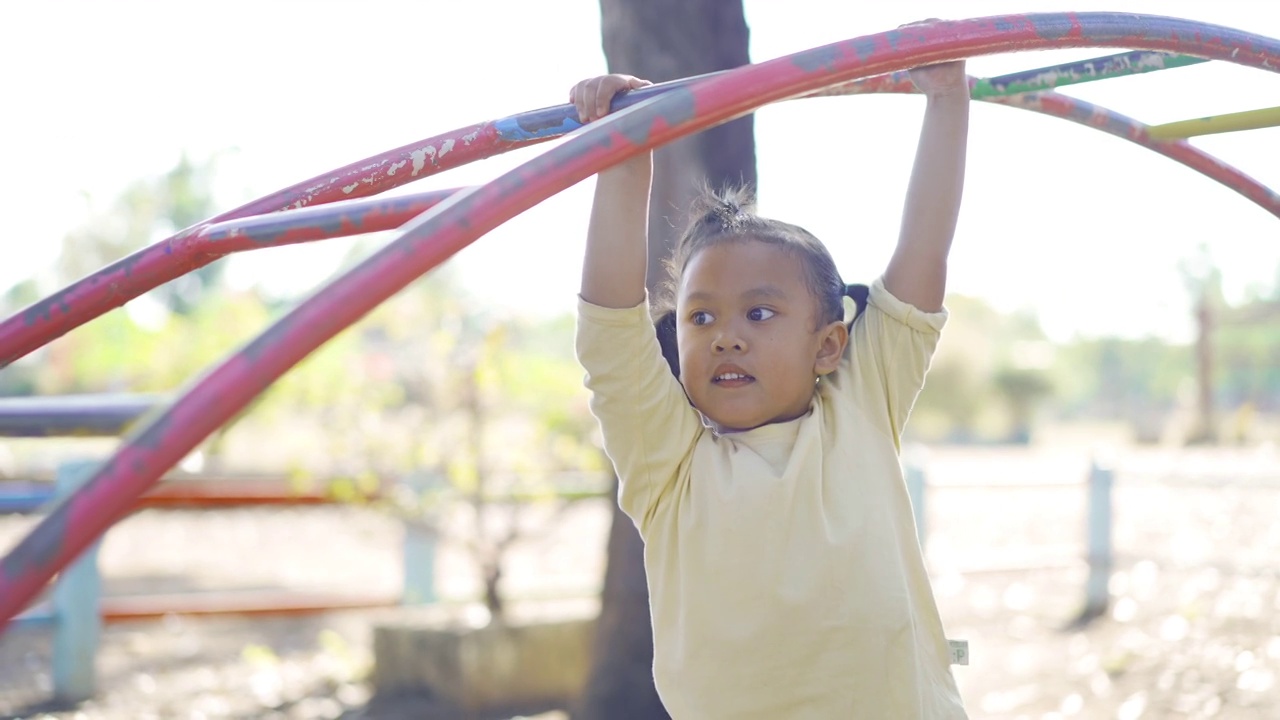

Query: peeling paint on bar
<box><xmin>410</xmin><ymin>146</ymin><xmax>435</xmax><ymax>175</ymax></box>
<box><xmin>973</xmin><ymin>51</ymin><xmax>1207</xmax><ymax>97</ymax></box>
<box><xmin>494</xmin><ymin>114</ymin><xmax>576</xmax><ymax>142</ymax></box>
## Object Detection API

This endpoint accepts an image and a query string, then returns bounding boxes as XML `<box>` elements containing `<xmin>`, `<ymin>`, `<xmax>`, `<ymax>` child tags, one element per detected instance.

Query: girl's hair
<box><xmin>653</xmin><ymin>185</ymin><xmax>868</xmax><ymax>378</ymax></box>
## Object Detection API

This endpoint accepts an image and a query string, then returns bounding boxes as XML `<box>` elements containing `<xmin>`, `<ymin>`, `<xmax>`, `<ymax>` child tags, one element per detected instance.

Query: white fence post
<box><xmin>401</xmin><ymin>470</ymin><xmax>443</xmax><ymax>605</ymax></box>
<box><xmin>903</xmin><ymin>445</ymin><xmax>928</xmax><ymax>550</ymax></box>
<box><xmin>1083</xmin><ymin>457</ymin><xmax>1114</xmax><ymax>619</ymax></box>
<box><xmin>51</xmin><ymin>459</ymin><xmax>102</xmax><ymax>704</ymax></box>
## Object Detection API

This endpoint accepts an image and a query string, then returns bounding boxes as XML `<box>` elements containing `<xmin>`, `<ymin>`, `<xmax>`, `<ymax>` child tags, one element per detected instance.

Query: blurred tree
<box><xmin>577</xmin><ymin>1</ymin><xmax>753</xmax><ymax>718</ymax></box>
<box><xmin>913</xmin><ymin>295</ymin><xmax>1054</xmax><ymax>442</ymax></box>
<box><xmin>992</xmin><ymin>367</ymin><xmax>1053</xmax><ymax>443</ymax></box>
<box><xmin>1213</xmin><ymin>298</ymin><xmax>1280</xmax><ymax>430</ymax></box>
<box><xmin>281</xmin><ymin>262</ymin><xmax>604</xmax><ymax>620</ymax></box>
<box><xmin>1</xmin><ymin>279</ymin><xmax>43</xmax><ymax>314</ymax></box>
<box><xmin>1180</xmin><ymin>246</ymin><xmax>1225</xmax><ymax>444</ymax></box>
<box><xmin>1051</xmin><ymin>337</ymin><xmax>1188</xmax><ymax>421</ymax></box>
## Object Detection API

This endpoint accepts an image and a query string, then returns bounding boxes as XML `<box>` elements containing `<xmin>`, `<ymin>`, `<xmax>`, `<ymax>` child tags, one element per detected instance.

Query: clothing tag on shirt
<box><xmin>948</xmin><ymin>639</ymin><xmax>969</xmax><ymax>666</ymax></box>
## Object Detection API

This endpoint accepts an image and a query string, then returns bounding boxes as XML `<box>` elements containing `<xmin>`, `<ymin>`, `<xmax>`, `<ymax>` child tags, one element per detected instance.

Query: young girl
<box><xmin>572</xmin><ymin>59</ymin><xmax>970</xmax><ymax>719</ymax></box>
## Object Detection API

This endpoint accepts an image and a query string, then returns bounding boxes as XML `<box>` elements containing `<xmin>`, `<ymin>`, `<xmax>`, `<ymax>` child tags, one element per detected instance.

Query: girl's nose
<box><xmin>713</xmin><ymin>333</ymin><xmax>745</xmax><ymax>353</ymax></box>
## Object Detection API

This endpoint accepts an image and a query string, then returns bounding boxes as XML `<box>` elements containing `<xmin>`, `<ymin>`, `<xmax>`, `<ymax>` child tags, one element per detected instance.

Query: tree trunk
<box><xmin>599</xmin><ymin>0</ymin><xmax>756</xmax><ymax>297</ymax></box>
<box><xmin>575</xmin><ymin>475</ymin><xmax>666</xmax><ymax>720</ymax></box>
<box><xmin>1191</xmin><ymin>289</ymin><xmax>1217</xmax><ymax>444</ymax></box>
<box><xmin>575</xmin><ymin>2</ymin><xmax>755</xmax><ymax>718</ymax></box>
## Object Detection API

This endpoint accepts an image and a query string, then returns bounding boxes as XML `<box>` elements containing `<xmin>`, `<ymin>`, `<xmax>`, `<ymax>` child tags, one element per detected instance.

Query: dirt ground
<box><xmin>1</xmin><ymin>443</ymin><xmax>1278</xmax><ymax>719</ymax></box>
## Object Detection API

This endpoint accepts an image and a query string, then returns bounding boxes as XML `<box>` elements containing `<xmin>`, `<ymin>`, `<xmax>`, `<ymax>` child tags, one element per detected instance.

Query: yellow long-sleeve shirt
<box><xmin>576</xmin><ymin>277</ymin><xmax>967</xmax><ymax>719</ymax></box>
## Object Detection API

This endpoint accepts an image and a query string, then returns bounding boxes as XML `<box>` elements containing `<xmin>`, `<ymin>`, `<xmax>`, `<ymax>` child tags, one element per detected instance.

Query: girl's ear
<box><xmin>655</xmin><ymin>311</ymin><xmax>680</xmax><ymax>378</ymax></box>
<box><xmin>814</xmin><ymin>319</ymin><xmax>849</xmax><ymax>376</ymax></box>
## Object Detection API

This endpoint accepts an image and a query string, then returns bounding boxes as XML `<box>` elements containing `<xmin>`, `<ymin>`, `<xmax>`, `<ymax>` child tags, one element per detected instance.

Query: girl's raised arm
<box><xmin>574</xmin><ymin>74</ymin><xmax>653</xmax><ymax>309</ymax></box>
<box><xmin>884</xmin><ymin>59</ymin><xmax>970</xmax><ymax>313</ymax></box>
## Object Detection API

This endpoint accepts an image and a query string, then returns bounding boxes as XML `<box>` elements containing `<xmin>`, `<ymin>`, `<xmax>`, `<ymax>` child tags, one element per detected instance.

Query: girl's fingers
<box><xmin>570</xmin><ymin>83</ymin><xmax>584</xmax><ymax>121</ymax></box>
<box><xmin>596</xmin><ymin>83</ymin><xmax>613</xmax><ymax>120</ymax></box>
<box><xmin>582</xmin><ymin>82</ymin><xmax>600</xmax><ymax>122</ymax></box>
<box><xmin>571</xmin><ymin>75</ymin><xmax>653</xmax><ymax>123</ymax></box>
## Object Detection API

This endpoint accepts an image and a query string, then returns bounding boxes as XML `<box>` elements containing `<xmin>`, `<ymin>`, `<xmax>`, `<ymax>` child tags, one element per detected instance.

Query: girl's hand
<box><xmin>900</xmin><ymin>19</ymin><xmax>970</xmax><ymax>99</ymax></box>
<box><xmin>570</xmin><ymin>74</ymin><xmax>653</xmax><ymax>123</ymax></box>
<box><xmin>908</xmin><ymin>60</ymin><xmax>969</xmax><ymax>99</ymax></box>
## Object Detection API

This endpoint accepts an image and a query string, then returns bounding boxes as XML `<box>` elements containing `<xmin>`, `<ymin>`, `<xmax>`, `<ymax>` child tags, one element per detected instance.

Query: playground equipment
<box><xmin>2</xmin><ymin>8</ymin><xmax>1280</xmax><ymax>697</ymax></box>
<box><xmin>1147</xmin><ymin>104</ymin><xmax>1280</xmax><ymax>140</ymax></box>
<box><xmin>0</xmin><ymin>395</ymin><xmax>399</xmax><ymax>702</ymax></box>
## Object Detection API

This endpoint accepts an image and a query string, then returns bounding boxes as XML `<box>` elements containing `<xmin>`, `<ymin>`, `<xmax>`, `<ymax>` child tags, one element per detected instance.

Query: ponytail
<box><xmin>689</xmin><ymin>185</ymin><xmax>755</xmax><ymax>239</ymax></box>
<box><xmin>654</xmin><ymin>310</ymin><xmax>681</xmax><ymax>378</ymax></box>
<box><xmin>845</xmin><ymin>283</ymin><xmax>870</xmax><ymax>326</ymax></box>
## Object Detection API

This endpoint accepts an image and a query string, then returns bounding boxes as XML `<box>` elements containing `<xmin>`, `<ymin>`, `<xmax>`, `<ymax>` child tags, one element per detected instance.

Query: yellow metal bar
<box><xmin>1147</xmin><ymin>105</ymin><xmax>1280</xmax><ymax>139</ymax></box>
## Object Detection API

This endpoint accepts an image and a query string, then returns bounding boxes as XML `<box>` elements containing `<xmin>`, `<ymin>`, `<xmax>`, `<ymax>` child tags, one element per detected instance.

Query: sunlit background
<box><xmin>1</xmin><ymin>2</ymin><xmax>1279</xmax><ymax>719</ymax></box>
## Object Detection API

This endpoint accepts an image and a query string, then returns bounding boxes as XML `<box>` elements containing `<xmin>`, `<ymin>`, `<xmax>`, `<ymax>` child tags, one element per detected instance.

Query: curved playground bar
<box><xmin>3</xmin><ymin>12</ymin><xmax>1280</xmax><ymax>635</ymax></box>
<box><xmin>3</xmin><ymin>51</ymin><xmax>1278</xmax><ymax>370</ymax></box>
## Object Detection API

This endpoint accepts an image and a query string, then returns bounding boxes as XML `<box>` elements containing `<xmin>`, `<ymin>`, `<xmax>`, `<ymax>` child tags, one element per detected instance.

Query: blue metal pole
<box><xmin>0</xmin><ymin>394</ymin><xmax>160</xmax><ymax>437</ymax></box>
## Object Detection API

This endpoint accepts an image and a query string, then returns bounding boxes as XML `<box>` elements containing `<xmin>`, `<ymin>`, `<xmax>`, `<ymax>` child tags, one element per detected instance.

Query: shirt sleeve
<box><xmin>575</xmin><ymin>297</ymin><xmax>703</xmax><ymax>525</ymax></box>
<box><xmin>833</xmin><ymin>276</ymin><xmax>947</xmax><ymax>446</ymax></box>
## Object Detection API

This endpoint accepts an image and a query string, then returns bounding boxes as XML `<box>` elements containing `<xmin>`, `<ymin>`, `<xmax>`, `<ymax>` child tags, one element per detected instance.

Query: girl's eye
<box><xmin>691</xmin><ymin>311</ymin><xmax>714</xmax><ymax>325</ymax></box>
<box><xmin>747</xmin><ymin>307</ymin><xmax>775</xmax><ymax>321</ymax></box>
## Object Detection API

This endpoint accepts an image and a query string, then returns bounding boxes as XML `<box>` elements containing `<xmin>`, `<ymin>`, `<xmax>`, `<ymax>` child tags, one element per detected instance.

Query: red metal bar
<box><xmin>101</xmin><ymin>589</ymin><xmax>400</xmax><ymax>621</ymax></box>
<box><xmin>987</xmin><ymin>92</ymin><xmax>1280</xmax><ymax>216</ymax></box>
<box><xmin>3</xmin><ymin>45</ymin><xmax>1270</xmax><ymax>372</ymax></box>
<box><xmin>3</xmin><ymin>12</ymin><xmax>1279</xmax><ymax>633</ymax></box>
<box><xmin>0</xmin><ymin>81</ymin><xmax>702</xmax><ymax>369</ymax></box>
<box><xmin>0</xmin><ymin>121</ymin><xmax>511</xmax><ymax>368</ymax></box>
<box><xmin>135</xmin><ymin>477</ymin><xmax>381</xmax><ymax>508</ymax></box>
<box><xmin>0</xmin><ymin>186</ymin><xmax>463</xmax><ymax>370</ymax></box>
<box><xmin>18</xmin><ymin>590</ymin><xmax>398</xmax><ymax>625</ymax></box>
<box><xmin>821</xmin><ymin>71</ymin><xmax>1280</xmax><ymax>218</ymax></box>
<box><xmin>194</xmin><ymin>187</ymin><xmax>461</xmax><ymax>254</ymax></box>
<box><xmin>1</xmin><ymin>477</ymin><xmax>376</xmax><ymax>513</ymax></box>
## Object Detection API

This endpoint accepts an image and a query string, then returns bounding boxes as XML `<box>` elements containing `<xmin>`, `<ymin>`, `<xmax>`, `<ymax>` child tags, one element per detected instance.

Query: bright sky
<box><xmin>2</xmin><ymin>1</ymin><xmax>1278</xmax><ymax>344</ymax></box>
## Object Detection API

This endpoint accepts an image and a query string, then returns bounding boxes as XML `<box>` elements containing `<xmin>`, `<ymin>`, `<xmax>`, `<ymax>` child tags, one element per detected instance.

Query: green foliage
<box><xmin>913</xmin><ymin>294</ymin><xmax>1055</xmax><ymax>442</ymax></box>
<box><xmin>1049</xmin><ymin>337</ymin><xmax>1191</xmax><ymax>419</ymax></box>
<box><xmin>63</xmin><ymin>291</ymin><xmax>274</xmax><ymax>393</ymax></box>
<box><xmin>1216</xmin><ymin>301</ymin><xmax>1280</xmax><ymax>409</ymax></box>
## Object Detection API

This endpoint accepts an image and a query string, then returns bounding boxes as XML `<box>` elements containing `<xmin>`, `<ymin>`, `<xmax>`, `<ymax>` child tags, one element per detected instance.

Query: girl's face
<box><xmin>675</xmin><ymin>240</ymin><xmax>848</xmax><ymax>433</ymax></box>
